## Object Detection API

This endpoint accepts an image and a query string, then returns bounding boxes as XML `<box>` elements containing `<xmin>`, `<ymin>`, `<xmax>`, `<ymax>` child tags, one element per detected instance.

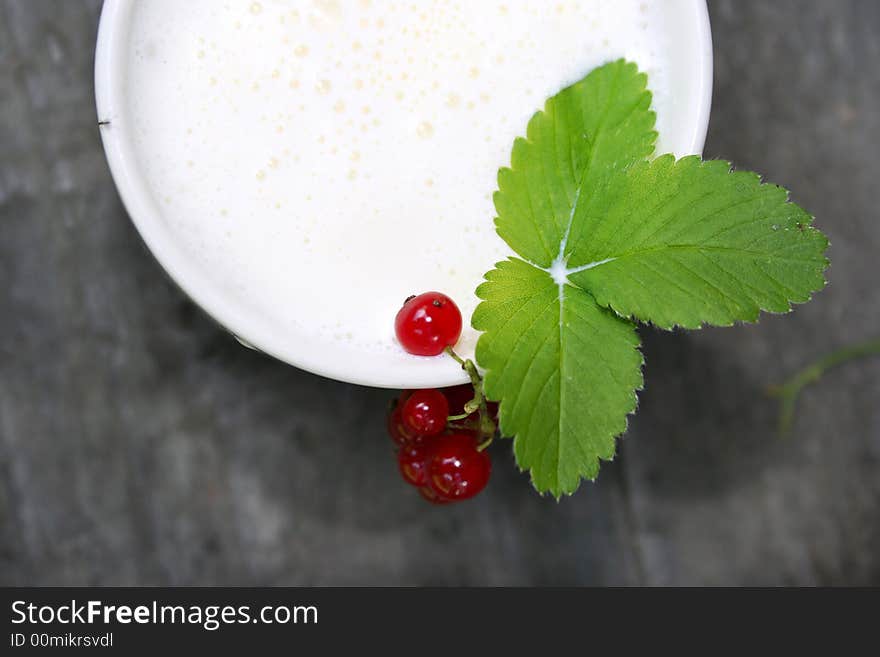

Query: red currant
<box><xmin>427</xmin><ymin>433</ymin><xmax>491</xmax><ymax>500</ymax></box>
<box><xmin>387</xmin><ymin>402</ymin><xmax>416</xmax><ymax>447</ymax></box>
<box><xmin>398</xmin><ymin>440</ymin><xmax>431</xmax><ymax>487</ymax></box>
<box><xmin>418</xmin><ymin>485</ymin><xmax>453</xmax><ymax>505</ymax></box>
<box><xmin>394</xmin><ymin>292</ymin><xmax>462</xmax><ymax>356</ymax></box>
<box><xmin>401</xmin><ymin>389</ymin><xmax>449</xmax><ymax>437</ymax></box>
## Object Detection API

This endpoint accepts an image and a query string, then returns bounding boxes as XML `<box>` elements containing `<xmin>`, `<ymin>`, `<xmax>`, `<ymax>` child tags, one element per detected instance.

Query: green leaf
<box><xmin>475</xmin><ymin>58</ymin><xmax>656</xmax><ymax>496</ymax></box>
<box><xmin>566</xmin><ymin>155</ymin><xmax>830</xmax><ymax>328</ymax></box>
<box><xmin>494</xmin><ymin>59</ymin><xmax>656</xmax><ymax>268</ymax></box>
<box><xmin>473</xmin><ymin>259</ymin><xmax>643</xmax><ymax>497</ymax></box>
<box><xmin>473</xmin><ymin>59</ymin><xmax>829</xmax><ymax>496</ymax></box>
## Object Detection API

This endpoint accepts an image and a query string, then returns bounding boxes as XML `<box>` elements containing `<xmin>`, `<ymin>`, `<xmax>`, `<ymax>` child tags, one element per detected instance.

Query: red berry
<box><xmin>427</xmin><ymin>433</ymin><xmax>491</xmax><ymax>501</ymax></box>
<box><xmin>398</xmin><ymin>441</ymin><xmax>431</xmax><ymax>487</ymax></box>
<box><xmin>394</xmin><ymin>292</ymin><xmax>462</xmax><ymax>356</ymax></box>
<box><xmin>418</xmin><ymin>485</ymin><xmax>453</xmax><ymax>505</ymax></box>
<box><xmin>386</xmin><ymin>403</ymin><xmax>416</xmax><ymax>447</ymax></box>
<box><xmin>401</xmin><ymin>389</ymin><xmax>449</xmax><ymax>437</ymax></box>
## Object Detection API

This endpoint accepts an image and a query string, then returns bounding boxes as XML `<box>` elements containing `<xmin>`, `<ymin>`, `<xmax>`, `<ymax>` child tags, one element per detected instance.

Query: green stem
<box><xmin>768</xmin><ymin>337</ymin><xmax>880</xmax><ymax>435</ymax></box>
<box><xmin>445</xmin><ymin>346</ymin><xmax>497</xmax><ymax>448</ymax></box>
<box><xmin>444</xmin><ymin>346</ymin><xmax>467</xmax><ymax>368</ymax></box>
<box><xmin>447</xmin><ymin>419</ymin><xmax>481</xmax><ymax>432</ymax></box>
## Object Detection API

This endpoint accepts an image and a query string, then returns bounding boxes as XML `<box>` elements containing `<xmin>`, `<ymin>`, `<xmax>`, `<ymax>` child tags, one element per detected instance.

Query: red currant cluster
<box><xmin>391</xmin><ymin>292</ymin><xmax>498</xmax><ymax>504</ymax></box>
<box><xmin>387</xmin><ymin>385</ymin><xmax>494</xmax><ymax>504</ymax></box>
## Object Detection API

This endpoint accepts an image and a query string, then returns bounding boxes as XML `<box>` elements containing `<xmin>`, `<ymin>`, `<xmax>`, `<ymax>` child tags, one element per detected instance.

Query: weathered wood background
<box><xmin>1</xmin><ymin>1</ymin><xmax>877</xmax><ymax>585</ymax></box>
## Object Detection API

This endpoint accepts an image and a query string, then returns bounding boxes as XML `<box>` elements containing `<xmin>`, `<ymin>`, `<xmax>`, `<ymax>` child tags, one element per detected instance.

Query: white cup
<box><xmin>95</xmin><ymin>0</ymin><xmax>713</xmax><ymax>388</ymax></box>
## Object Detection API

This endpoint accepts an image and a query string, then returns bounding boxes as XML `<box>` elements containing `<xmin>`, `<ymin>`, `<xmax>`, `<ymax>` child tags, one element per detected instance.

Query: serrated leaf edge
<box><xmin>474</xmin><ymin>258</ymin><xmax>645</xmax><ymax>498</ymax></box>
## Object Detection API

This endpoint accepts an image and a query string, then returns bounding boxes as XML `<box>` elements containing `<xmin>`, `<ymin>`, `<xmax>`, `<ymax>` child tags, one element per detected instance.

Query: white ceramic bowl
<box><xmin>95</xmin><ymin>0</ymin><xmax>712</xmax><ymax>388</ymax></box>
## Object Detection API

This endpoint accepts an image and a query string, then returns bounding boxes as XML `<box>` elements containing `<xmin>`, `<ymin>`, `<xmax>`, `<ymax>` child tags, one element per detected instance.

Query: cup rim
<box><xmin>95</xmin><ymin>0</ymin><xmax>713</xmax><ymax>389</ymax></box>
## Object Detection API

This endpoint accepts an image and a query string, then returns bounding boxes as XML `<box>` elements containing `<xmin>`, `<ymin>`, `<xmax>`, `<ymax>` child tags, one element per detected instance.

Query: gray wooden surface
<box><xmin>1</xmin><ymin>1</ymin><xmax>878</xmax><ymax>586</ymax></box>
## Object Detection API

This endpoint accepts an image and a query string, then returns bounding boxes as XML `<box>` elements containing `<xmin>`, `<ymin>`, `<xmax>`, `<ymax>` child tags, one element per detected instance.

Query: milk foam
<box><xmin>126</xmin><ymin>0</ymin><xmax>677</xmax><ymax>356</ymax></box>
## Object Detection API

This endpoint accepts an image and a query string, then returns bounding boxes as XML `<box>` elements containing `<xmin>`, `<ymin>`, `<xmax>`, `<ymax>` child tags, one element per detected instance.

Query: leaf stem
<box><xmin>768</xmin><ymin>337</ymin><xmax>880</xmax><ymax>435</ymax></box>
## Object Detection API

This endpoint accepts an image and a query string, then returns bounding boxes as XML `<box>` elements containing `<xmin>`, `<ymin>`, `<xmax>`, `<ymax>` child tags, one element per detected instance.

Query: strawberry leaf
<box><xmin>473</xmin><ymin>60</ymin><xmax>829</xmax><ymax>496</ymax></box>
<box><xmin>494</xmin><ymin>59</ymin><xmax>656</xmax><ymax>268</ymax></box>
<box><xmin>473</xmin><ymin>259</ymin><xmax>643</xmax><ymax>497</ymax></box>
<box><xmin>566</xmin><ymin>155</ymin><xmax>829</xmax><ymax>329</ymax></box>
